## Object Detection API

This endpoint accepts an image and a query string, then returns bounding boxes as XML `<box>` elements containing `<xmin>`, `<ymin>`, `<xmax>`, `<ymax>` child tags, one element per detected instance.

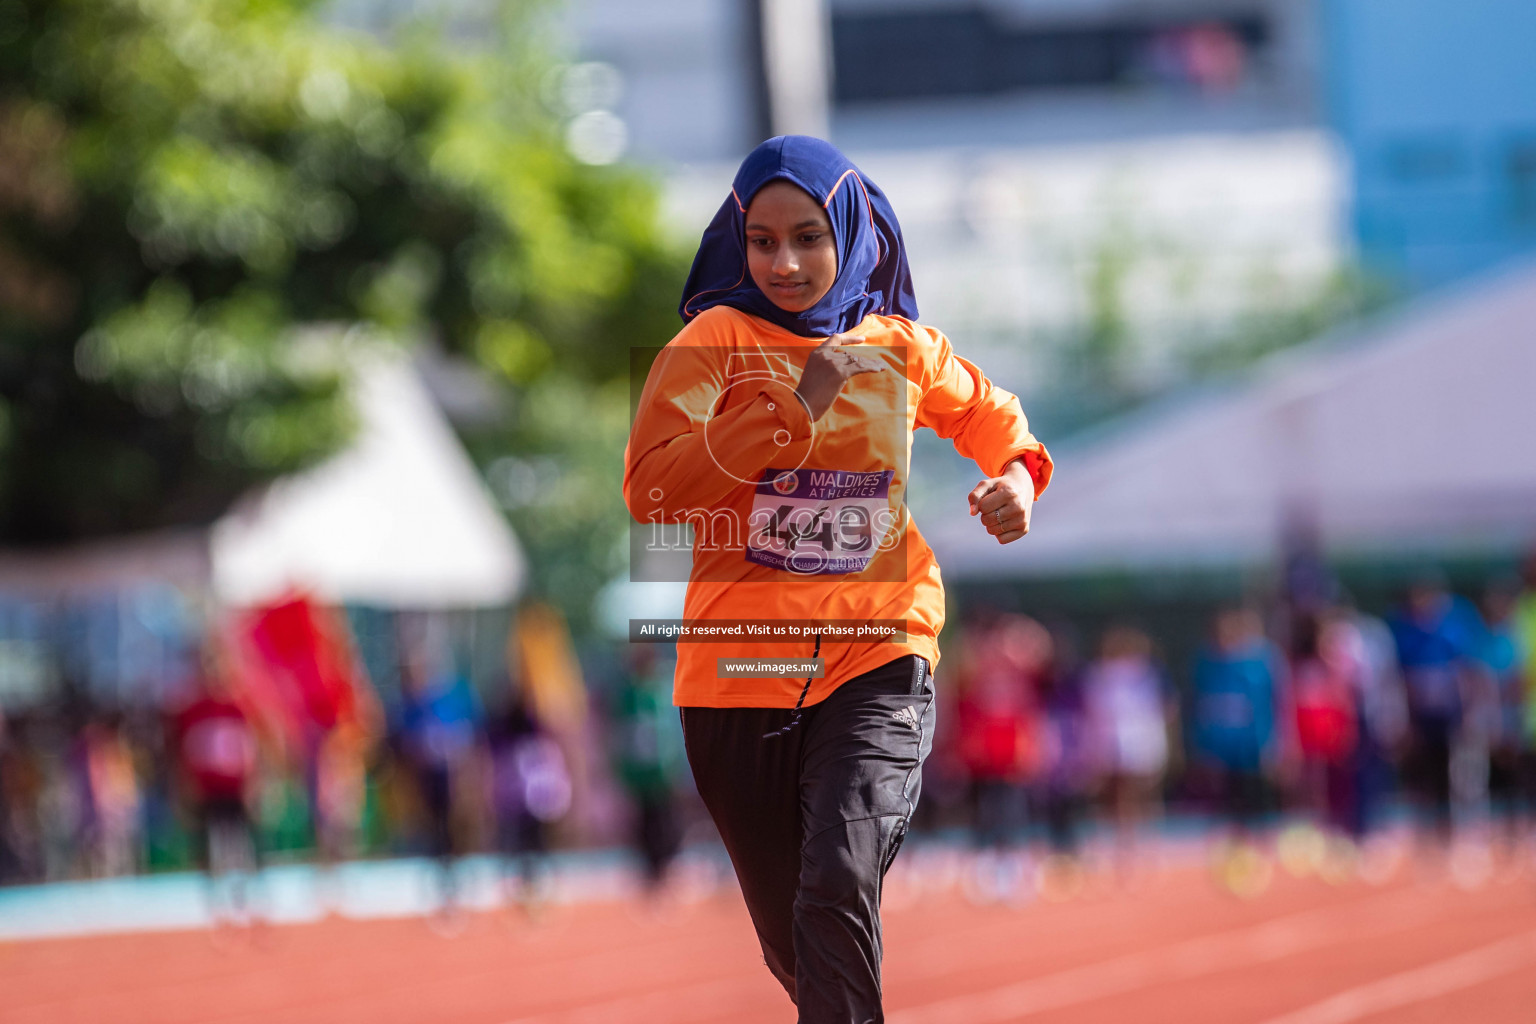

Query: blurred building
<box><xmin>321</xmin><ymin>1</ymin><xmax>1345</xmax><ymax>379</ymax></box>
<box><xmin>828</xmin><ymin>0</ymin><xmax>1320</xmax><ymax>150</ymax></box>
<box><xmin>556</xmin><ymin>0</ymin><xmax>767</xmax><ymax>164</ymax></box>
<box><xmin>559</xmin><ymin>0</ymin><xmax>1320</xmax><ymax>160</ymax></box>
<box><xmin>330</xmin><ymin>0</ymin><xmax>1536</xmax><ymax>355</ymax></box>
<box><xmin>822</xmin><ymin>2</ymin><xmax>1337</xmax><ymax>355</ymax></box>
<box><xmin>1322</xmin><ymin>0</ymin><xmax>1536</xmax><ymax>290</ymax></box>
<box><xmin>318</xmin><ymin>1</ymin><xmax>1536</xmax><ymax>596</ymax></box>
<box><xmin>560</xmin><ymin>0</ymin><xmax>1341</xmax><ymax>417</ymax></box>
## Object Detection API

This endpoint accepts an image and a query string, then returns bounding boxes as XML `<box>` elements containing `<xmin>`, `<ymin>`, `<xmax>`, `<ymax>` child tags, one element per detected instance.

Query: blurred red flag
<box><xmin>227</xmin><ymin>594</ymin><xmax>378</xmax><ymax>756</ymax></box>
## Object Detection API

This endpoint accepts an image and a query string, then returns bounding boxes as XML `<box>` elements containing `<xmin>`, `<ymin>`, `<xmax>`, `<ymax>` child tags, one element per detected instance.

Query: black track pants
<box><xmin>681</xmin><ymin>655</ymin><xmax>935</xmax><ymax>1024</ymax></box>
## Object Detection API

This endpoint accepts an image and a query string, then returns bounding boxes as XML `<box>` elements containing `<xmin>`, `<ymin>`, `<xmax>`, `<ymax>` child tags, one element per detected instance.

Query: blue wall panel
<box><xmin>1323</xmin><ymin>0</ymin><xmax>1536</xmax><ymax>288</ymax></box>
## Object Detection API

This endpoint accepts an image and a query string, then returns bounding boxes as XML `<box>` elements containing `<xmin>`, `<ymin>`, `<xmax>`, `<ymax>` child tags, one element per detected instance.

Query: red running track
<box><xmin>3</xmin><ymin>855</ymin><xmax>1534</xmax><ymax>1024</ymax></box>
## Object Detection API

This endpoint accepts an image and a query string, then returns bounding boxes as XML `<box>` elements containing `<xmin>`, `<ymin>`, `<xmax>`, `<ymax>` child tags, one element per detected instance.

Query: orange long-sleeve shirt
<box><xmin>623</xmin><ymin>305</ymin><xmax>1052</xmax><ymax>707</ymax></box>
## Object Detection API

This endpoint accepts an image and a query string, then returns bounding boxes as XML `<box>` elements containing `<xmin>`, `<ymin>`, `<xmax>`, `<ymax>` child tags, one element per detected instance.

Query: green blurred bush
<box><xmin>0</xmin><ymin>0</ymin><xmax>684</xmax><ymax>551</ymax></box>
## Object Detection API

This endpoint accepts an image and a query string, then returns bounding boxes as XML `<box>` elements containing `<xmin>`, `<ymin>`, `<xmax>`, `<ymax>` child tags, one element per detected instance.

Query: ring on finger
<box><xmin>993</xmin><ymin>508</ymin><xmax>1003</xmax><ymax>525</ymax></box>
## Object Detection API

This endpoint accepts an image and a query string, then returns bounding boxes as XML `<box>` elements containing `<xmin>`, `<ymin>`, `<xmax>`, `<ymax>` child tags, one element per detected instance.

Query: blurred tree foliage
<box><xmin>0</xmin><ymin>0</ymin><xmax>685</xmax><ymax>625</ymax></box>
<box><xmin>1177</xmin><ymin>266</ymin><xmax>1396</xmax><ymax>380</ymax></box>
<box><xmin>479</xmin><ymin>372</ymin><xmax>636</xmax><ymax>633</ymax></box>
<box><xmin>1034</xmin><ymin>225</ymin><xmax>1395</xmax><ymax>441</ymax></box>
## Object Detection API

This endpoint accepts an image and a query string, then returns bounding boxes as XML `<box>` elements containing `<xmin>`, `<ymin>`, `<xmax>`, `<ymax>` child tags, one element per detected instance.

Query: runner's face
<box><xmin>744</xmin><ymin>182</ymin><xmax>837</xmax><ymax>313</ymax></box>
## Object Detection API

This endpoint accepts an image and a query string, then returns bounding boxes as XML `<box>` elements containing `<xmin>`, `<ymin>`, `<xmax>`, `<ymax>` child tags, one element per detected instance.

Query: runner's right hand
<box><xmin>794</xmin><ymin>332</ymin><xmax>884</xmax><ymax>421</ymax></box>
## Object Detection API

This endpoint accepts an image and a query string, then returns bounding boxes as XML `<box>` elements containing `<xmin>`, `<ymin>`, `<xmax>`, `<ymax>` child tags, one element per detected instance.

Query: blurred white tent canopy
<box><xmin>210</xmin><ymin>352</ymin><xmax>524</xmax><ymax>608</ymax></box>
<box><xmin>927</xmin><ymin>257</ymin><xmax>1536</xmax><ymax>578</ymax></box>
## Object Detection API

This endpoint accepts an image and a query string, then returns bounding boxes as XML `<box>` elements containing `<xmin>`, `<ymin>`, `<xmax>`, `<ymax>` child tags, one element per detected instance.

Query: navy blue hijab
<box><xmin>679</xmin><ymin>136</ymin><xmax>918</xmax><ymax>337</ymax></box>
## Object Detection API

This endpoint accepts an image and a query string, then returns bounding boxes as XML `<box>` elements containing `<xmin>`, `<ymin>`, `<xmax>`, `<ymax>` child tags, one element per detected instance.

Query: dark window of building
<box><xmin>1506</xmin><ymin>137</ymin><xmax>1536</xmax><ymax>225</ymax></box>
<box><xmin>830</xmin><ymin>7</ymin><xmax>1270</xmax><ymax>105</ymax></box>
<box><xmin>1381</xmin><ymin>138</ymin><xmax>1467</xmax><ymax>183</ymax></box>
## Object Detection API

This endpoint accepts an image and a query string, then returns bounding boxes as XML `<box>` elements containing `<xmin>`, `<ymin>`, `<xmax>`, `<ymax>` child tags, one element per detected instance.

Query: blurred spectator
<box><xmin>79</xmin><ymin>712</ymin><xmax>143</xmax><ymax>878</ymax></box>
<box><xmin>1288</xmin><ymin>612</ymin><xmax>1361</xmax><ymax>843</ymax></box>
<box><xmin>1037</xmin><ymin>667</ymin><xmax>1090</xmax><ymax>896</ymax></box>
<box><xmin>611</xmin><ymin>647</ymin><xmax>684</xmax><ymax>897</ymax></box>
<box><xmin>1517</xmin><ymin>556</ymin><xmax>1536</xmax><ymax>852</ymax></box>
<box><xmin>488</xmin><ymin>689</ymin><xmax>571</xmax><ymax>915</ymax></box>
<box><xmin>392</xmin><ymin>645</ymin><xmax>482</xmax><ymax>917</ymax></box>
<box><xmin>1081</xmin><ymin>625</ymin><xmax>1171</xmax><ymax>876</ymax></box>
<box><xmin>171</xmin><ymin>647</ymin><xmax>262</xmax><ymax>925</ymax></box>
<box><xmin>314</xmin><ymin>720</ymin><xmax>370</xmax><ymax>867</ymax></box>
<box><xmin>1339</xmin><ymin>605</ymin><xmax>1409</xmax><ymax>842</ymax></box>
<box><xmin>1192</xmin><ymin>608</ymin><xmax>1286</xmax><ymax>892</ymax></box>
<box><xmin>1475</xmin><ymin>580</ymin><xmax>1531</xmax><ymax>851</ymax></box>
<box><xmin>0</xmin><ymin>709</ymin><xmax>10</xmax><ymax>879</ymax></box>
<box><xmin>1388</xmin><ymin>574</ymin><xmax>1481</xmax><ymax>846</ymax></box>
<box><xmin>955</xmin><ymin>614</ymin><xmax>1051</xmax><ymax>901</ymax></box>
<box><xmin>0</xmin><ymin>710</ymin><xmax>43</xmax><ymax>883</ymax></box>
<box><xmin>37</xmin><ymin>696</ymin><xmax>91</xmax><ymax>881</ymax></box>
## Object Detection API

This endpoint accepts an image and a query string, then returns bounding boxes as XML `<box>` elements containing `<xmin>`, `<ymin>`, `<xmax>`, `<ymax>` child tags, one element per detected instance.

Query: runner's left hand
<box><xmin>967</xmin><ymin>459</ymin><xmax>1035</xmax><ymax>544</ymax></box>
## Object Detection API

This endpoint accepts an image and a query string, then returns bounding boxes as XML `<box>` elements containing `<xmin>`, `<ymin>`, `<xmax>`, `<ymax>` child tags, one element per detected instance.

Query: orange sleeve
<box><xmin>623</xmin><ymin>338</ymin><xmax>814</xmax><ymax>523</ymax></box>
<box><xmin>914</xmin><ymin>326</ymin><xmax>1053</xmax><ymax>497</ymax></box>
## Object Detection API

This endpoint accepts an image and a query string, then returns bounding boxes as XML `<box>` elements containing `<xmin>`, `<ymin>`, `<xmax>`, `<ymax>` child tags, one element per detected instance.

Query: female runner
<box><xmin>623</xmin><ymin>135</ymin><xmax>1052</xmax><ymax>1022</ymax></box>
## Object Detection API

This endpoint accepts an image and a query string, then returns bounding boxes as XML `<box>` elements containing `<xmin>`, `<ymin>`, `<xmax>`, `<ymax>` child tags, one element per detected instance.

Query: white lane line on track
<box><xmin>1257</xmin><ymin>928</ymin><xmax>1536</xmax><ymax>1024</ymax></box>
<box><xmin>885</xmin><ymin>886</ymin><xmax>1443</xmax><ymax>1024</ymax></box>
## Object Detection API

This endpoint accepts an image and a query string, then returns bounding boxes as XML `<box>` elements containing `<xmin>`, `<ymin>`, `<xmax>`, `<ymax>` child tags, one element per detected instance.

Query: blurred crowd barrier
<box><xmin>922</xmin><ymin>553</ymin><xmax>1536</xmax><ymax>899</ymax></box>
<box><xmin>3</xmin><ymin>555</ymin><xmax>1535</xmax><ymax>908</ymax></box>
<box><xmin>0</xmin><ymin>593</ymin><xmax>679</xmax><ymax>906</ymax></box>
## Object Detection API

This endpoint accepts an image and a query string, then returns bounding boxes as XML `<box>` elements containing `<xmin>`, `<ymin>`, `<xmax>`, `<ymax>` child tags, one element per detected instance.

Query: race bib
<box><xmin>746</xmin><ymin>468</ymin><xmax>897</xmax><ymax>575</ymax></box>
